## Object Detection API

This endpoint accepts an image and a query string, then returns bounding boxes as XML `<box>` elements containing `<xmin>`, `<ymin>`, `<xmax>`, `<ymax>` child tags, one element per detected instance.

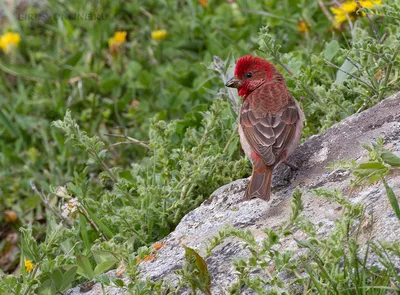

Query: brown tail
<box><xmin>244</xmin><ymin>158</ymin><xmax>273</xmax><ymax>201</ymax></box>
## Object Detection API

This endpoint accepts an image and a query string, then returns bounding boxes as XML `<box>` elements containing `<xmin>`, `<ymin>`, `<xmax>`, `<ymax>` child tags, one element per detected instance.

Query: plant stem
<box><xmin>324</xmin><ymin>59</ymin><xmax>378</xmax><ymax>94</ymax></box>
<box><xmin>90</xmin><ymin>150</ymin><xmax>118</xmax><ymax>183</ymax></box>
<box><xmin>198</xmin><ymin>115</ymin><xmax>215</xmax><ymax>153</ymax></box>
<box><xmin>223</xmin><ymin>124</ymin><xmax>239</xmax><ymax>154</ymax></box>
<box><xmin>354</xmin><ymin>0</ymin><xmax>380</xmax><ymax>42</ymax></box>
<box><xmin>317</xmin><ymin>0</ymin><xmax>334</xmax><ymax>24</ymax></box>
<box><xmin>104</xmin><ymin>132</ymin><xmax>150</xmax><ymax>150</ymax></box>
<box><xmin>22</xmin><ymin>263</ymin><xmax>40</xmax><ymax>295</ymax></box>
<box><xmin>275</xmin><ymin>58</ymin><xmax>294</xmax><ymax>76</ymax></box>
<box><xmin>378</xmin><ymin>44</ymin><xmax>400</xmax><ymax>101</ymax></box>
<box><xmin>79</xmin><ymin>206</ymin><xmax>108</xmax><ymax>241</ymax></box>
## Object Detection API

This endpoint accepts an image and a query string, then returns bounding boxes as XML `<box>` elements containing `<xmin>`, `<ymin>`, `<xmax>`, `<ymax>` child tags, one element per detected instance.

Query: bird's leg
<box><xmin>282</xmin><ymin>160</ymin><xmax>299</xmax><ymax>171</ymax></box>
<box><xmin>281</xmin><ymin>151</ymin><xmax>299</xmax><ymax>171</ymax></box>
<box><xmin>275</xmin><ymin>160</ymin><xmax>298</xmax><ymax>189</ymax></box>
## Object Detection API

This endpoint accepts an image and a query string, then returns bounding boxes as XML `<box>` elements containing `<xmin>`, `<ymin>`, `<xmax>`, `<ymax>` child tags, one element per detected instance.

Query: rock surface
<box><xmin>65</xmin><ymin>93</ymin><xmax>400</xmax><ymax>294</ymax></box>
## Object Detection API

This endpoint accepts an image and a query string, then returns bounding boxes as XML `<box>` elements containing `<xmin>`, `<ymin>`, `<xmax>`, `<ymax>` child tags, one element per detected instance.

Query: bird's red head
<box><xmin>225</xmin><ymin>55</ymin><xmax>281</xmax><ymax>98</ymax></box>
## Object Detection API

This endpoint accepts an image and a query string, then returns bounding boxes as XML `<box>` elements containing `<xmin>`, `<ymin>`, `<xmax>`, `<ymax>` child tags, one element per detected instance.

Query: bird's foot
<box><xmin>282</xmin><ymin>160</ymin><xmax>299</xmax><ymax>171</ymax></box>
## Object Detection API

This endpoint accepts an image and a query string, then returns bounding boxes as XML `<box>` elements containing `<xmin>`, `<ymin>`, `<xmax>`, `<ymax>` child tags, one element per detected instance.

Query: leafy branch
<box><xmin>52</xmin><ymin>110</ymin><xmax>118</xmax><ymax>183</ymax></box>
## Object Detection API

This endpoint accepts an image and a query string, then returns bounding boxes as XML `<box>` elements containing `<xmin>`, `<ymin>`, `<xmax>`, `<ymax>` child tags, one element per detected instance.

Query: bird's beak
<box><xmin>225</xmin><ymin>77</ymin><xmax>242</xmax><ymax>88</ymax></box>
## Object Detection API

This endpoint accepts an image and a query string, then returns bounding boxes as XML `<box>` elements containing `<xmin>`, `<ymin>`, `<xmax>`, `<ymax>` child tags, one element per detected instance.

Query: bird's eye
<box><xmin>245</xmin><ymin>72</ymin><xmax>253</xmax><ymax>78</ymax></box>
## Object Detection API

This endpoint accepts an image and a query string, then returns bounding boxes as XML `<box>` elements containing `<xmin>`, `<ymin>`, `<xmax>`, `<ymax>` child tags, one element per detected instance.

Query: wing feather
<box><xmin>240</xmin><ymin>89</ymin><xmax>300</xmax><ymax>167</ymax></box>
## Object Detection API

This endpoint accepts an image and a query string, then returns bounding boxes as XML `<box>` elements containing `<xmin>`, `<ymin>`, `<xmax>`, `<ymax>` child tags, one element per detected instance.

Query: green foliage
<box><xmin>176</xmin><ymin>246</ymin><xmax>212</xmax><ymax>295</ymax></box>
<box><xmin>0</xmin><ymin>95</ymin><xmax>247</xmax><ymax>294</ymax></box>
<box><xmin>52</xmin><ymin>110</ymin><xmax>118</xmax><ymax>183</ymax></box>
<box><xmin>333</xmin><ymin>137</ymin><xmax>400</xmax><ymax>221</ymax></box>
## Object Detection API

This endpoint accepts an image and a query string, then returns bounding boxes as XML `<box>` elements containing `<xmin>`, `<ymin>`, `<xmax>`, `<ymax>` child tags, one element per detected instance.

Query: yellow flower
<box><xmin>330</xmin><ymin>0</ymin><xmax>382</xmax><ymax>28</ymax></box>
<box><xmin>113</xmin><ymin>31</ymin><xmax>127</xmax><ymax>43</ymax></box>
<box><xmin>108</xmin><ymin>31</ymin><xmax>127</xmax><ymax>52</ymax></box>
<box><xmin>151</xmin><ymin>29</ymin><xmax>167</xmax><ymax>41</ymax></box>
<box><xmin>198</xmin><ymin>0</ymin><xmax>208</xmax><ymax>7</ymax></box>
<box><xmin>297</xmin><ymin>20</ymin><xmax>308</xmax><ymax>34</ymax></box>
<box><xmin>24</xmin><ymin>259</ymin><xmax>34</xmax><ymax>273</ymax></box>
<box><xmin>0</xmin><ymin>32</ymin><xmax>21</xmax><ymax>53</ymax></box>
<box><xmin>359</xmin><ymin>0</ymin><xmax>382</xmax><ymax>8</ymax></box>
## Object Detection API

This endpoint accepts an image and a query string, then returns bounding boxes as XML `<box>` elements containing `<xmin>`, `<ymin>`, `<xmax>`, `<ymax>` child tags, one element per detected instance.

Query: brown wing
<box><xmin>240</xmin><ymin>97</ymin><xmax>299</xmax><ymax>167</ymax></box>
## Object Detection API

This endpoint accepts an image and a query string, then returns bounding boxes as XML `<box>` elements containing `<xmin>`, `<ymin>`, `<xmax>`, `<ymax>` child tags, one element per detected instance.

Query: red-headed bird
<box><xmin>225</xmin><ymin>56</ymin><xmax>304</xmax><ymax>201</ymax></box>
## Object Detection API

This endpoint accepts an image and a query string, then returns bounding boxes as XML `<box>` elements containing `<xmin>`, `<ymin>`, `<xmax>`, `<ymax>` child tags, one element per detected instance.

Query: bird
<box><xmin>225</xmin><ymin>55</ymin><xmax>304</xmax><ymax>201</ymax></box>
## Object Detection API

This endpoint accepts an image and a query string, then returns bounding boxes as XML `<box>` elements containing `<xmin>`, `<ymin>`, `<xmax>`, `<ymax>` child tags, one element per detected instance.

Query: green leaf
<box><xmin>382</xmin><ymin>178</ymin><xmax>400</xmax><ymax>220</ymax></box>
<box><xmin>93</xmin><ymin>250</ymin><xmax>118</xmax><ymax>265</ymax></box>
<box><xmin>20</xmin><ymin>228</ymin><xmax>40</xmax><ymax>262</ymax></box>
<box><xmin>0</xmin><ymin>60</ymin><xmax>55</xmax><ymax>81</ymax></box>
<box><xmin>51</xmin><ymin>268</ymin><xmax>63</xmax><ymax>291</ymax></box>
<box><xmin>93</xmin><ymin>261</ymin><xmax>116</xmax><ymax>276</ymax></box>
<box><xmin>100</xmin><ymin>77</ymin><xmax>121</xmax><ymax>93</ymax></box>
<box><xmin>381</xmin><ymin>150</ymin><xmax>400</xmax><ymax>167</ymax></box>
<box><xmin>41</xmin><ymin>60</ymin><xmax>60</xmax><ymax>77</ymax></box>
<box><xmin>334</xmin><ymin>59</ymin><xmax>357</xmax><ymax>85</ymax></box>
<box><xmin>183</xmin><ymin>246</ymin><xmax>211</xmax><ymax>295</ymax></box>
<box><xmin>24</xmin><ymin>194</ymin><xmax>41</xmax><ymax>210</ymax></box>
<box><xmin>0</xmin><ymin>108</ymin><xmax>20</xmax><ymax>137</ymax></box>
<box><xmin>324</xmin><ymin>40</ymin><xmax>340</xmax><ymax>61</ymax></box>
<box><xmin>353</xmin><ymin>162</ymin><xmax>389</xmax><ymax>178</ymax></box>
<box><xmin>114</xmin><ymin>279</ymin><xmax>125</xmax><ymax>287</ymax></box>
<box><xmin>84</xmin><ymin>208</ymin><xmax>114</xmax><ymax>239</ymax></box>
<box><xmin>76</xmin><ymin>255</ymin><xmax>94</xmax><ymax>279</ymax></box>
<box><xmin>79</xmin><ymin>213</ymin><xmax>91</xmax><ymax>250</ymax></box>
<box><xmin>60</xmin><ymin>266</ymin><xmax>78</xmax><ymax>291</ymax></box>
<box><xmin>126</xmin><ymin>60</ymin><xmax>143</xmax><ymax>78</ymax></box>
<box><xmin>61</xmin><ymin>51</ymin><xmax>84</xmax><ymax>79</ymax></box>
<box><xmin>226</xmin><ymin>137</ymin><xmax>239</xmax><ymax>158</ymax></box>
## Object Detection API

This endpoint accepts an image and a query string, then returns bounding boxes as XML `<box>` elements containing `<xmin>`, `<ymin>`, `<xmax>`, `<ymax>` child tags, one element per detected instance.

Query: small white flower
<box><xmin>61</xmin><ymin>198</ymin><xmax>80</xmax><ymax>219</ymax></box>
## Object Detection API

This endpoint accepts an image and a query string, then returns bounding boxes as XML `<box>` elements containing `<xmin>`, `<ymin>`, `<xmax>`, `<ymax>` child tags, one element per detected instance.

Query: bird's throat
<box><xmin>238</xmin><ymin>86</ymin><xmax>250</xmax><ymax>98</ymax></box>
